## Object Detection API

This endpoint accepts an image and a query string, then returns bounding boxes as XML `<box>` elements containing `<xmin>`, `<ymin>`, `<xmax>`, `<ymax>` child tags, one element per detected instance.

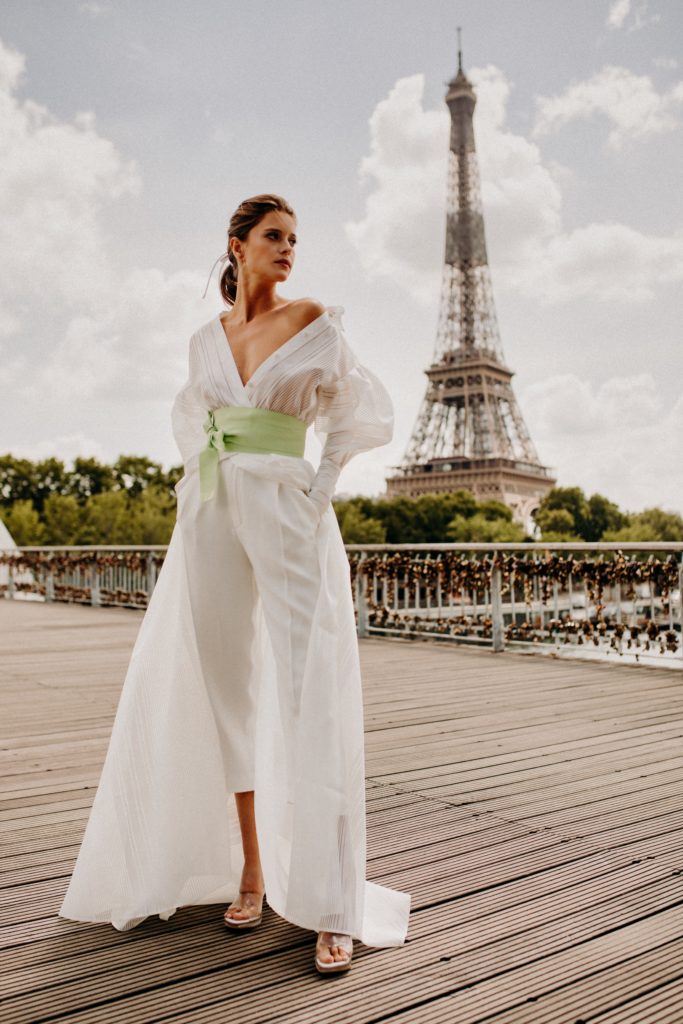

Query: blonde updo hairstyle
<box><xmin>219</xmin><ymin>193</ymin><xmax>296</xmax><ymax>307</ymax></box>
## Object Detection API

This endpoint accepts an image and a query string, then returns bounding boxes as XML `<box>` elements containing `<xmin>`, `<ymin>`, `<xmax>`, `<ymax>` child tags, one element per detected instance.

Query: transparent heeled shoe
<box><xmin>315</xmin><ymin>931</ymin><xmax>353</xmax><ymax>973</ymax></box>
<box><xmin>223</xmin><ymin>890</ymin><xmax>265</xmax><ymax>930</ymax></box>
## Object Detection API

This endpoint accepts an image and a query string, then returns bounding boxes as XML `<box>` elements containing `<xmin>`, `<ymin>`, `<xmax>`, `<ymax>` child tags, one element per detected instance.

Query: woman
<box><xmin>58</xmin><ymin>194</ymin><xmax>411</xmax><ymax>974</ymax></box>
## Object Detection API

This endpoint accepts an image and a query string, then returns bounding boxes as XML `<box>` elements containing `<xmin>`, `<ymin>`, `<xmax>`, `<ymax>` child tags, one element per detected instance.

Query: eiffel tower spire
<box><xmin>386</xmin><ymin>36</ymin><xmax>556</xmax><ymax>528</ymax></box>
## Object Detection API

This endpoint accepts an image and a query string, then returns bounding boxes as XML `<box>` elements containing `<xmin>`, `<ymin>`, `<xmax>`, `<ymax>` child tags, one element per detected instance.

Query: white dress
<box><xmin>58</xmin><ymin>305</ymin><xmax>411</xmax><ymax>947</ymax></box>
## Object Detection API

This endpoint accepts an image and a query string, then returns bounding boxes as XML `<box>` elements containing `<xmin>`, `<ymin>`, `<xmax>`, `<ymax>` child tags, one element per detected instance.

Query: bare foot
<box><xmin>316</xmin><ymin>931</ymin><xmax>352</xmax><ymax>964</ymax></box>
<box><xmin>224</xmin><ymin>866</ymin><xmax>265</xmax><ymax>922</ymax></box>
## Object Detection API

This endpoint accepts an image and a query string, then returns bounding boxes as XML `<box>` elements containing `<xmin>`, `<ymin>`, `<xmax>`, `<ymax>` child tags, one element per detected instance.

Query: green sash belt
<box><xmin>199</xmin><ymin>405</ymin><xmax>307</xmax><ymax>502</ymax></box>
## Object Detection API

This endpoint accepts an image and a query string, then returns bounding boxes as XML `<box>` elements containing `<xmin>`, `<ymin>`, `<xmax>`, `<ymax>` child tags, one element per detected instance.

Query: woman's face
<box><xmin>234</xmin><ymin>209</ymin><xmax>297</xmax><ymax>282</ymax></box>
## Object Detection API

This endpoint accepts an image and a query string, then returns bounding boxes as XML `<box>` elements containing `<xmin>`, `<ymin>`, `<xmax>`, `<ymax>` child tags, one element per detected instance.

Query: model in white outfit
<box><xmin>58</xmin><ymin>194</ymin><xmax>411</xmax><ymax>973</ymax></box>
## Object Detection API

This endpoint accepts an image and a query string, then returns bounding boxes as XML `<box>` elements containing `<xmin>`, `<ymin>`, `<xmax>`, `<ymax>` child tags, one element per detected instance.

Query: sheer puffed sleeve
<box><xmin>307</xmin><ymin>307</ymin><xmax>394</xmax><ymax>514</ymax></box>
<box><xmin>170</xmin><ymin>333</ymin><xmax>207</xmax><ymax>473</ymax></box>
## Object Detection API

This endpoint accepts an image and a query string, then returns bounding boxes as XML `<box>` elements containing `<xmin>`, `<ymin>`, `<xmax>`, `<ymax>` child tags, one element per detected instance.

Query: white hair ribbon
<box><xmin>201</xmin><ymin>251</ymin><xmax>230</xmax><ymax>299</ymax></box>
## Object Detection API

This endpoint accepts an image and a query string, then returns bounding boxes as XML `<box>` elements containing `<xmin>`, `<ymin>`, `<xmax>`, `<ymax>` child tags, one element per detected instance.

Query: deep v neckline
<box><xmin>214</xmin><ymin>309</ymin><xmax>329</xmax><ymax>392</ymax></box>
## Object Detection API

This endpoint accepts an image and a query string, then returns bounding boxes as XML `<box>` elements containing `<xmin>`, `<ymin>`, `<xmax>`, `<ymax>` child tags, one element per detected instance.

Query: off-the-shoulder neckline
<box><xmin>213</xmin><ymin>305</ymin><xmax>341</xmax><ymax>391</ymax></box>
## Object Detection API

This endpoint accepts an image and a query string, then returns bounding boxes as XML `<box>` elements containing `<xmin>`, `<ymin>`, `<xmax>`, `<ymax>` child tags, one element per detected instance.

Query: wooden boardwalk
<box><xmin>1</xmin><ymin>598</ymin><xmax>682</xmax><ymax>1023</ymax></box>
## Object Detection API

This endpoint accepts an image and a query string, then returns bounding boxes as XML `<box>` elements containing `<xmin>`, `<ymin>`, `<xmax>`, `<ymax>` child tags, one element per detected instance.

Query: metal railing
<box><xmin>2</xmin><ymin>542</ymin><xmax>682</xmax><ymax>666</ymax></box>
<box><xmin>0</xmin><ymin>546</ymin><xmax>165</xmax><ymax>609</ymax></box>
<box><xmin>348</xmin><ymin>542</ymin><xmax>683</xmax><ymax>667</ymax></box>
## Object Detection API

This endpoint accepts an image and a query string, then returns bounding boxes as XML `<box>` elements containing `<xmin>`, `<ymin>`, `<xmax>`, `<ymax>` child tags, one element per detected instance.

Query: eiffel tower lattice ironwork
<box><xmin>385</xmin><ymin>37</ymin><xmax>556</xmax><ymax>528</ymax></box>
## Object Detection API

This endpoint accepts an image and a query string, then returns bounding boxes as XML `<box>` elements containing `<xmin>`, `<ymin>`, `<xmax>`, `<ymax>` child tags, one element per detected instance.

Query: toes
<box><xmin>317</xmin><ymin>934</ymin><xmax>351</xmax><ymax>966</ymax></box>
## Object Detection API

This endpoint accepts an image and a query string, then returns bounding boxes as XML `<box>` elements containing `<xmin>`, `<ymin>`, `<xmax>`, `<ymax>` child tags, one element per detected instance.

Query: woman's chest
<box><xmin>194</xmin><ymin>322</ymin><xmax>334</xmax><ymax>418</ymax></box>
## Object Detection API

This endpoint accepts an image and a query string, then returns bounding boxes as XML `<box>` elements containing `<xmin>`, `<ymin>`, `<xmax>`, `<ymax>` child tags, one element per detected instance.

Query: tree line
<box><xmin>0</xmin><ymin>454</ymin><xmax>680</xmax><ymax>546</ymax></box>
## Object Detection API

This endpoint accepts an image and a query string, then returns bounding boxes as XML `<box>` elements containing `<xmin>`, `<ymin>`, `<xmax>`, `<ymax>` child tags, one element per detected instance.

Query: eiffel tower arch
<box><xmin>385</xmin><ymin>39</ymin><xmax>556</xmax><ymax>532</ymax></box>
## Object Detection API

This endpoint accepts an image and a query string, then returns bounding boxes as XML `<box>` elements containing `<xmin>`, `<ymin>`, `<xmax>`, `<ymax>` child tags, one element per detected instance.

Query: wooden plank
<box><xmin>1</xmin><ymin>599</ymin><xmax>682</xmax><ymax>1023</ymax></box>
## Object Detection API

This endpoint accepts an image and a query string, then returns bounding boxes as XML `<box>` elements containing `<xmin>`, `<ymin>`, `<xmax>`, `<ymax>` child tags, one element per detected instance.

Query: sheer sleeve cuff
<box><xmin>306</xmin><ymin>457</ymin><xmax>344</xmax><ymax>514</ymax></box>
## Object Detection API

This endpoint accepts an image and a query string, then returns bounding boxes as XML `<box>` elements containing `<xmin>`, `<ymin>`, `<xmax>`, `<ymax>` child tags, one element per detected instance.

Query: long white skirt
<box><xmin>58</xmin><ymin>452</ymin><xmax>411</xmax><ymax>946</ymax></box>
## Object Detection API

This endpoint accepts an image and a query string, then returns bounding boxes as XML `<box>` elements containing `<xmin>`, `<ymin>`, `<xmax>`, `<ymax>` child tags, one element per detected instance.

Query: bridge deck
<box><xmin>1</xmin><ymin>598</ymin><xmax>682</xmax><ymax>1023</ymax></box>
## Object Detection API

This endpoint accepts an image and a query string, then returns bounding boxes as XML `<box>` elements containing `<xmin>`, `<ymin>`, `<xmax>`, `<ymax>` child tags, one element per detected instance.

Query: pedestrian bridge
<box><xmin>1</xmin><ymin>598</ymin><xmax>682</xmax><ymax>1023</ymax></box>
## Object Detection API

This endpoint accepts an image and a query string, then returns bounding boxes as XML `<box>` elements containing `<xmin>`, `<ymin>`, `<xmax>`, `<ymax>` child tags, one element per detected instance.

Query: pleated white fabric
<box><xmin>58</xmin><ymin>306</ymin><xmax>411</xmax><ymax>946</ymax></box>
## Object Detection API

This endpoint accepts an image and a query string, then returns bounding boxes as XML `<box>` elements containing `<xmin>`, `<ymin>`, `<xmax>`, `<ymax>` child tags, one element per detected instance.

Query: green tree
<box><xmin>371</xmin><ymin>496</ymin><xmax>421</xmax><ymax>543</ymax></box>
<box><xmin>604</xmin><ymin>507</ymin><xmax>683</xmax><ymax>542</ymax></box>
<box><xmin>535</xmin><ymin>487</ymin><xmax>589</xmax><ymax>538</ymax></box>
<box><xmin>113</xmin><ymin>455</ymin><xmax>166</xmax><ymax>499</ymax></box>
<box><xmin>337</xmin><ymin>503</ymin><xmax>386</xmax><ymax>544</ymax></box>
<box><xmin>2</xmin><ymin>500</ymin><xmax>46</xmax><ymax>546</ymax></box>
<box><xmin>42</xmin><ymin>494</ymin><xmax>83</xmax><ymax>545</ymax></box>
<box><xmin>584</xmin><ymin>493</ymin><xmax>626</xmax><ymax>541</ymax></box>
<box><xmin>0</xmin><ymin>455</ymin><xmax>67</xmax><ymax>510</ymax></box>
<box><xmin>535</xmin><ymin>507</ymin><xmax>580</xmax><ymax>541</ymax></box>
<box><xmin>31</xmin><ymin>458</ymin><xmax>71</xmax><ymax>513</ymax></box>
<box><xmin>413</xmin><ymin>492</ymin><xmax>479</xmax><ymax>541</ymax></box>
<box><xmin>164</xmin><ymin>463</ymin><xmax>185</xmax><ymax>498</ymax></box>
<box><xmin>79</xmin><ymin>491</ymin><xmax>132</xmax><ymax>545</ymax></box>
<box><xmin>67</xmin><ymin>457</ymin><xmax>116</xmax><ymax>503</ymax></box>
<box><xmin>446</xmin><ymin>512</ymin><xmax>526</xmax><ymax>542</ymax></box>
<box><xmin>0</xmin><ymin>455</ymin><xmax>31</xmax><ymax>505</ymax></box>
<box><xmin>127</xmin><ymin>486</ymin><xmax>177</xmax><ymax>544</ymax></box>
<box><xmin>373</xmin><ymin>490</ymin><xmax>479</xmax><ymax>543</ymax></box>
<box><xmin>478</xmin><ymin>499</ymin><xmax>515</xmax><ymax>522</ymax></box>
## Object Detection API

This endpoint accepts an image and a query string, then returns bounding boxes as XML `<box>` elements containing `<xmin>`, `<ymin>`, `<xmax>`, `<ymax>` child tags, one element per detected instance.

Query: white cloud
<box><xmin>29</xmin><ymin>267</ymin><xmax>207</xmax><ymax>403</ymax></box>
<box><xmin>627</xmin><ymin>2</ymin><xmax>661</xmax><ymax>31</ymax></box>
<box><xmin>606</xmin><ymin>1</ymin><xmax>660</xmax><ymax>32</ymax></box>
<box><xmin>533</xmin><ymin>65</ymin><xmax>683</xmax><ymax>149</ymax></box>
<box><xmin>344</xmin><ymin>74</ymin><xmax>448</xmax><ymax>306</ymax></box>
<box><xmin>0</xmin><ymin>32</ymin><xmax>24</xmax><ymax>92</ymax></box>
<box><xmin>346</xmin><ymin>65</ymin><xmax>683</xmax><ymax>309</ymax></box>
<box><xmin>0</xmin><ymin>36</ymin><xmax>142</xmax><ymax>324</ymax></box>
<box><xmin>510</xmin><ymin>221</ymin><xmax>683</xmax><ymax>303</ymax></box>
<box><xmin>0</xmin><ymin>34</ymin><xmax>221</xmax><ymax>472</ymax></box>
<box><xmin>606</xmin><ymin>0</ymin><xmax>631</xmax><ymax>29</ymax></box>
<box><xmin>652</xmin><ymin>56</ymin><xmax>679</xmax><ymax>70</ymax></box>
<box><xmin>78</xmin><ymin>1</ymin><xmax>111</xmax><ymax>16</ymax></box>
<box><xmin>467</xmin><ymin>66</ymin><xmax>564</xmax><ymax>263</ymax></box>
<box><xmin>521</xmin><ymin>373</ymin><xmax>683</xmax><ymax>512</ymax></box>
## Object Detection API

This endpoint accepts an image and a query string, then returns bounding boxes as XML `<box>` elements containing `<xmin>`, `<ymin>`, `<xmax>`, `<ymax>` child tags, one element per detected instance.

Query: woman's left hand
<box><xmin>305</xmin><ymin>487</ymin><xmax>329</xmax><ymax>516</ymax></box>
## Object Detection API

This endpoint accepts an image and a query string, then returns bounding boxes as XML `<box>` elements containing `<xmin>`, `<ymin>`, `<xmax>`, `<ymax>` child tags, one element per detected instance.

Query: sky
<box><xmin>1</xmin><ymin>0</ymin><xmax>681</xmax><ymax>515</ymax></box>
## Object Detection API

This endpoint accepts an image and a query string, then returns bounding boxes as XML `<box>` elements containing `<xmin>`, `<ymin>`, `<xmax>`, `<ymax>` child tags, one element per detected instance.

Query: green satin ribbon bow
<box><xmin>199</xmin><ymin>405</ymin><xmax>307</xmax><ymax>502</ymax></box>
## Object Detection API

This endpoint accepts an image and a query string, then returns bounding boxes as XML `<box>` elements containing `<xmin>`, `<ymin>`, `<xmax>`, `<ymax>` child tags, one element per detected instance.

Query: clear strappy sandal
<box><xmin>315</xmin><ymin>931</ymin><xmax>353</xmax><ymax>973</ymax></box>
<box><xmin>223</xmin><ymin>890</ymin><xmax>265</xmax><ymax>930</ymax></box>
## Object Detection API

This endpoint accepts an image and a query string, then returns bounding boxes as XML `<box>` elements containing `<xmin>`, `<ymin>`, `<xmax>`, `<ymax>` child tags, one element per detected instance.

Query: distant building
<box><xmin>386</xmin><ymin>40</ymin><xmax>556</xmax><ymax>532</ymax></box>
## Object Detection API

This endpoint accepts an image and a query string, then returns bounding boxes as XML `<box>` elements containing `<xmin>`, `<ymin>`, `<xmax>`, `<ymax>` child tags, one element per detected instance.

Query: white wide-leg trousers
<box><xmin>176</xmin><ymin>452</ymin><xmax>324</xmax><ymax>796</ymax></box>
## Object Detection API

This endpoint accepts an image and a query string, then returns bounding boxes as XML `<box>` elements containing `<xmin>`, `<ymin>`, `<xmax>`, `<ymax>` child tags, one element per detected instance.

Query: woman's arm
<box><xmin>307</xmin><ymin>310</ymin><xmax>393</xmax><ymax>514</ymax></box>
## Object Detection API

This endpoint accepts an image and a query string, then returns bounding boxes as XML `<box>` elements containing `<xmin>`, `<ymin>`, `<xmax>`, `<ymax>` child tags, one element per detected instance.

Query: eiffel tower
<box><xmin>385</xmin><ymin>35</ymin><xmax>556</xmax><ymax>529</ymax></box>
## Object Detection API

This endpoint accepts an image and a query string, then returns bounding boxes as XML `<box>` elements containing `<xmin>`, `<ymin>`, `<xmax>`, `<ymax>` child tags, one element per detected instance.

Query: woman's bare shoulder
<box><xmin>289</xmin><ymin>297</ymin><xmax>327</xmax><ymax>328</ymax></box>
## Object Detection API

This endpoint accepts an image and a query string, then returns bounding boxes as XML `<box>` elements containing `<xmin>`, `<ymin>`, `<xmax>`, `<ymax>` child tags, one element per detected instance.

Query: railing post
<box><xmin>8</xmin><ymin>561</ymin><xmax>14</xmax><ymax>601</ymax></box>
<box><xmin>491</xmin><ymin>562</ymin><xmax>504</xmax><ymax>652</ymax></box>
<box><xmin>45</xmin><ymin>570</ymin><xmax>54</xmax><ymax>602</ymax></box>
<box><xmin>90</xmin><ymin>565</ymin><xmax>101</xmax><ymax>607</ymax></box>
<box><xmin>356</xmin><ymin>552</ymin><xmax>368</xmax><ymax>639</ymax></box>
<box><xmin>146</xmin><ymin>554</ymin><xmax>157</xmax><ymax>599</ymax></box>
